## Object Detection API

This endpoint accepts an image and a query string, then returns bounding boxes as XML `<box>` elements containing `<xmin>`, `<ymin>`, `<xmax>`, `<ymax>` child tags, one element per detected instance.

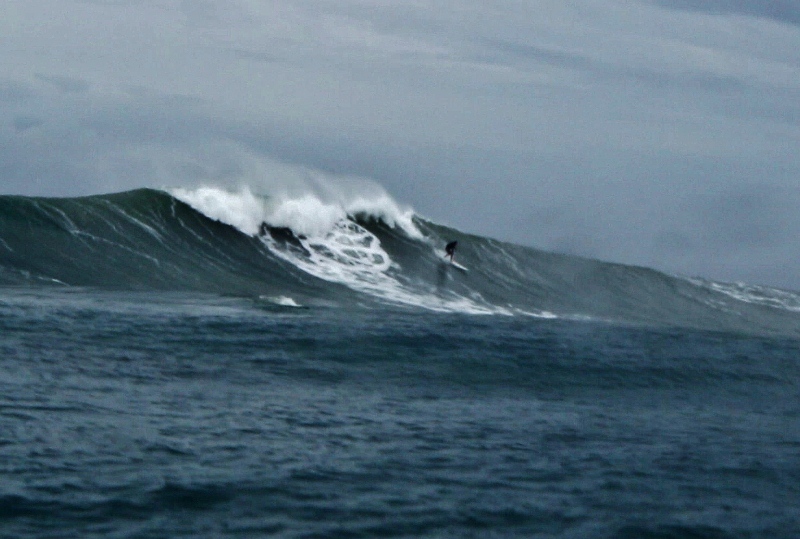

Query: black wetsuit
<box><xmin>445</xmin><ymin>241</ymin><xmax>457</xmax><ymax>258</ymax></box>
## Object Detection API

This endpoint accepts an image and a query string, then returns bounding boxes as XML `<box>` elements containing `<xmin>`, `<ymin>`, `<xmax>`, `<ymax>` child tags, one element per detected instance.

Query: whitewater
<box><xmin>1</xmin><ymin>184</ymin><xmax>799</xmax><ymax>538</ymax></box>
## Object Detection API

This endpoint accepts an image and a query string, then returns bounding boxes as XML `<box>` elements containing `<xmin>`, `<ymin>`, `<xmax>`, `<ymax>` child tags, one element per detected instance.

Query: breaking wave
<box><xmin>2</xmin><ymin>186</ymin><xmax>800</xmax><ymax>336</ymax></box>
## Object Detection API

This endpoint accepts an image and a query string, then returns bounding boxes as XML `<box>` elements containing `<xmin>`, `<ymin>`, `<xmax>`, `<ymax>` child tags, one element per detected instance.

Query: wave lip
<box><xmin>170</xmin><ymin>185</ymin><xmax>421</xmax><ymax>240</ymax></box>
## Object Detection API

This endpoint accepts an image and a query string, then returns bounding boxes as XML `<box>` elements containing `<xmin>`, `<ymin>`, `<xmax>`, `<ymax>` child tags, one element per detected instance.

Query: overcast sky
<box><xmin>2</xmin><ymin>0</ymin><xmax>799</xmax><ymax>288</ymax></box>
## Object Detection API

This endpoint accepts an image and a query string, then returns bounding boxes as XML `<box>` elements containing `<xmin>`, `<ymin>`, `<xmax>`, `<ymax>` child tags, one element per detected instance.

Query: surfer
<box><xmin>445</xmin><ymin>241</ymin><xmax>458</xmax><ymax>262</ymax></box>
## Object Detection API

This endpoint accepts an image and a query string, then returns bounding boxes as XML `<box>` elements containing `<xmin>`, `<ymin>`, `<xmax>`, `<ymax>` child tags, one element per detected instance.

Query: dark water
<box><xmin>1</xmin><ymin>288</ymin><xmax>799</xmax><ymax>538</ymax></box>
<box><xmin>3</xmin><ymin>189</ymin><xmax>800</xmax><ymax>336</ymax></box>
<box><xmin>2</xmin><ymin>189</ymin><xmax>800</xmax><ymax>537</ymax></box>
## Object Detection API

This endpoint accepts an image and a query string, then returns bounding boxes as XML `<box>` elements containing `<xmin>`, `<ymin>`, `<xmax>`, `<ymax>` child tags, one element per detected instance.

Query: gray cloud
<box><xmin>648</xmin><ymin>1</ymin><xmax>800</xmax><ymax>26</ymax></box>
<box><xmin>35</xmin><ymin>74</ymin><xmax>91</xmax><ymax>94</ymax></box>
<box><xmin>12</xmin><ymin>116</ymin><xmax>44</xmax><ymax>133</ymax></box>
<box><xmin>2</xmin><ymin>0</ymin><xmax>800</xmax><ymax>289</ymax></box>
<box><xmin>478</xmin><ymin>38</ymin><xmax>754</xmax><ymax>95</ymax></box>
<box><xmin>0</xmin><ymin>79</ymin><xmax>38</xmax><ymax>103</ymax></box>
<box><xmin>699</xmin><ymin>188</ymin><xmax>795</xmax><ymax>251</ymax></box>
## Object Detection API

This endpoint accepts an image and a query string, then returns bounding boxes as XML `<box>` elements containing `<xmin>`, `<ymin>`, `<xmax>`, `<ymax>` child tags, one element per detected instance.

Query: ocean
<box><xmin>1</xmin><ymin>187</ymin><xmax>798</xmax><ymax>538</ymax></box>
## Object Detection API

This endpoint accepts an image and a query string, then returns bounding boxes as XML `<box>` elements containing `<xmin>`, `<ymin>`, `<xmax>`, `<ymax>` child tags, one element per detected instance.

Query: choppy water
<box><xmin>1</xmin><ymin>188</ymin><xmax>799</xmax><ymax>537</ymax></box>
<box><xmin>1</xmin><ymin>288</ymin><xmax>799</xmax><ymax>538</ymax></box>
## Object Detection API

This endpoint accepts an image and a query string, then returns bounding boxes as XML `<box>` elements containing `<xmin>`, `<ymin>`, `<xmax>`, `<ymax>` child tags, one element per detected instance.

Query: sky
<box><xmin>2</xmin><ymin>0</ymin><xmax>799</xmax><ymax>288</ymax></box>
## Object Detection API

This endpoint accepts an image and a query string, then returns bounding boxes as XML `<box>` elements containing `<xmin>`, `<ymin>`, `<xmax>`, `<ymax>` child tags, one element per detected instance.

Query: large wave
<box><xmin>171</xmin><ymin>186</ymin><xmax>501</xmax><ymax>314</ymax></box>
<box><xmin>2</xmin><ymin>186</ymin><xmax>800</xmax><ymax>336</ymax></box>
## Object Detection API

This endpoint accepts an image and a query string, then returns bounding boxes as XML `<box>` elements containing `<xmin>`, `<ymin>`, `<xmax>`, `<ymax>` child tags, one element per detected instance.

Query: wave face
<box><xmin>2</xmin><ymin>187</ymin><xmax>800</xmax><ymax>335</ymax></box>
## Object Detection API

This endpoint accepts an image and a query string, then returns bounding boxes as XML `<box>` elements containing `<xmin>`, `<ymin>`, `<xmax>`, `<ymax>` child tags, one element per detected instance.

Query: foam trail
<box><xmin>257</xmin><ymin>200</ymin><xmax>502</xmax><ymax>313</ymax></box>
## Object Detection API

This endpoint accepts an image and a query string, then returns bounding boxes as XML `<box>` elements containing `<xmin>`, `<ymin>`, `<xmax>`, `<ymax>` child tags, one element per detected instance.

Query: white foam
<box><xmin>170</xmin><ymin>184</ymin><xmax>510</xmax><ymax>314</ymax></box>
<box><xmin>688</xmin><ymin>278</ymin><xmax>800</xmax><ymax>313</ymax></box>
<box><xmin>265</xmin><ymin>194</ymin><xmax>347</xmax><ymax>238</ymax></box>
<box><xmin>261</xmin><ymin>219</ymin><xmax>505</xmax><ymax>314</ymax></box>
<box><xmin>169</xmin><ymin>184</ymin><xmax>422</xmax><ymax>240</ymax></box>
<box><xmin>171</xmin><ymin>186</ymin><xmax>267</xmax><ymax>236</ymax></box>
<box><xmin>342</xmin><ymin>193</ymin><xmax>423</xmax><ymax>240</ymax></box>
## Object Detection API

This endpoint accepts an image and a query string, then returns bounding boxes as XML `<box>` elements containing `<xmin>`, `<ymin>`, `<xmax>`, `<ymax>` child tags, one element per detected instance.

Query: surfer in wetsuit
<box><xmin>445</xmin><ymin>240</ymin><xmax>458</xmax><ymax>262</ymax></box>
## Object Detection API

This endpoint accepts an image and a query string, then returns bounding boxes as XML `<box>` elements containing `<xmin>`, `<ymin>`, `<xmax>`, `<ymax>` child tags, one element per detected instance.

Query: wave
<box><xmin>2</xmin><ymin>187</ymin><xmax>800</xmax><ymax>335</ymax></box>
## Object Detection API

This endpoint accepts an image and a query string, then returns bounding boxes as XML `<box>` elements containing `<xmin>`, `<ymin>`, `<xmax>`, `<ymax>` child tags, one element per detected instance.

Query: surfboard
<box><xmin>450</xmin><ymin>261</ymin><xmax>469</xmax><ymax>272</ymax></box>
<box><xmin>442</xmin><ymin>255</ymin><xmax>468</xmax><ymax>272</ymax></box>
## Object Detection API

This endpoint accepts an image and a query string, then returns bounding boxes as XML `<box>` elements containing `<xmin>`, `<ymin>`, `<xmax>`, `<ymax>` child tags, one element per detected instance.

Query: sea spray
<box><xmin>170</xmin><ymin>183</ymin><xmax>421</xmax><ymax>240</ymax></box>
<box><xmin>170</xmin><ymin>186</ymin><xmax>267</xmax><ymax>236</ymax></box>
<box><xmin>170</xmin><ymin>185</ymin><xmax>503</xmax><ymax>313</ymax></box>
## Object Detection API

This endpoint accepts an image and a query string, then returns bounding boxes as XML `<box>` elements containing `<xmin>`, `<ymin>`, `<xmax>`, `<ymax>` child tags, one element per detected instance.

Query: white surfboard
<box><xmin>442</xmin><ymin>254</ymin><xmax>468</xmax><ymax>272</ymax></box>
<box><xmin>450</xmin><ymin>261</ymin><xmax>469</xmax><ymax>272</ymax></box>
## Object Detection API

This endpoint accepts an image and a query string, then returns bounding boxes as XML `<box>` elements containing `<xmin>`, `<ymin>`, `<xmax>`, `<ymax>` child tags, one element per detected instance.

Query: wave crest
<box><xmin>170</xmin><ymin>185</ymin><xmax>421</xmax><ymax>240</ymax></box>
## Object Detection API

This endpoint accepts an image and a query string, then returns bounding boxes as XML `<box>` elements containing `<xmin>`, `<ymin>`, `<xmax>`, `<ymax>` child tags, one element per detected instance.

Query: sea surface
<box><xmin>1</xmin><ymin>188</ymin><xmax>799</xmax><ymax>538</ymax></box>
